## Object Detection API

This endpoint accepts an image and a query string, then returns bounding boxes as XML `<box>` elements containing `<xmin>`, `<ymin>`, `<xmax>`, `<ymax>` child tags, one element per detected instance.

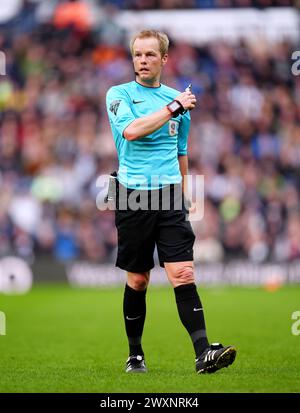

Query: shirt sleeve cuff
<box><xmin>121</xmin><ymin>118</ymin><xmax>136</xmax><ymax>138</ymax></box>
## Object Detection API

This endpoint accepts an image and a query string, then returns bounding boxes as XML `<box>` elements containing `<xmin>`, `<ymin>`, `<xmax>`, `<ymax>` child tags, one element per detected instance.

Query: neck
<box><xmin>136</xmin><ymin>76</ymin><xmax>160</xmax><ymax>88</ymax></box>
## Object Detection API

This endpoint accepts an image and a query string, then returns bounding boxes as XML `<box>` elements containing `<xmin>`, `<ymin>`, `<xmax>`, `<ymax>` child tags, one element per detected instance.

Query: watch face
<box><xmin>169</xmin><ymin>101</ymin><xmax>181</xmax><ymax>111</ymax></box>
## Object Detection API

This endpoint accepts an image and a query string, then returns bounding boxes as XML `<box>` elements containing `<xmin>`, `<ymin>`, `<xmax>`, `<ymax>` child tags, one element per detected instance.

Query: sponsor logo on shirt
<box><xmin>169</xmin><ymin>120</ymin><xmax>179</xmax><ymax>136</ymax></box>
<box><xmin>132</xmin><ymin>99</ymin><xmax>145</xmax><ymax>104</ymax></box>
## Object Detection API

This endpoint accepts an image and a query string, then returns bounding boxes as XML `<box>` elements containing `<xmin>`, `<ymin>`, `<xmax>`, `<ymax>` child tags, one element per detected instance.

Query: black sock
<box><xmin>123</xmin><ymin>284</ymin><xmax>146</xmax><ymax>356</ymax></box>
<box><xmin>174</xmin><ymin>283</ymin><xmax>209</xmax><ymax>358</ymax></box>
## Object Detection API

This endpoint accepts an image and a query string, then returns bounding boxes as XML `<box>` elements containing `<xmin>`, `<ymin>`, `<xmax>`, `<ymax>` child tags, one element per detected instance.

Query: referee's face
<box><xmin>132</xmin><ymin>37</ymin><xmax>168</xmax><ymax>87</ymax></box>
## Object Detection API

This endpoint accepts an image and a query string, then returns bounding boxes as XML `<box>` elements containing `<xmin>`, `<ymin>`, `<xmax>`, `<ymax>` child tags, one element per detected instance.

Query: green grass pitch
<box><xmin>0</xmin><ymin>284</ymin><xmax>299</xmax><ymax>393</ymax></box>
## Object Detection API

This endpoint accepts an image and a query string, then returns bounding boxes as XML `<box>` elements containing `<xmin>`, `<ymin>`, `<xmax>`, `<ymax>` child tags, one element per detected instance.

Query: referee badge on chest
<box><xmin>169</xmin><ymin>120</ymin><xmax>179</xmax><ymax>136</ymax></box>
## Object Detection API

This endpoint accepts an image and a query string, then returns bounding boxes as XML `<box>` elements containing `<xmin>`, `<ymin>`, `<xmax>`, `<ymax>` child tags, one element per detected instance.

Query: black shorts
<box><xmin>114</xmin><ymin>183</ymin><xmax>195</xmax><ymax>272</ymax></box>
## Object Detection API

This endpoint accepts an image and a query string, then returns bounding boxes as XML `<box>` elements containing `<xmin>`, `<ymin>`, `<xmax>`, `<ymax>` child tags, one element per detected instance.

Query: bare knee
<box><xmin>166</xmin><ymin>263</ymin><xmax>195</xmax><ymax>287</ymax></box>
<box><xmin>127</xmin><ymin>271</ymin><xmax>150</xmax><ymax>291</ymax></box>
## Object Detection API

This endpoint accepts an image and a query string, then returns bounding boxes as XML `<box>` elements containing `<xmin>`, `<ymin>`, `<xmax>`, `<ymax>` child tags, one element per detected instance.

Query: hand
<box><xmin>175</xmin><ymin>91</ymin><xmax>197</xmax><ymax>111</ymax></box>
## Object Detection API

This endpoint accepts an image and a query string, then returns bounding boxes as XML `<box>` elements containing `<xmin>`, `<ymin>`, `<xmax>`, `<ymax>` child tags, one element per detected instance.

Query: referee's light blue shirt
<box><xmin>106</xmin><ymin>81</ymin><xmax>191</xmax><ymax>190</ymax></box>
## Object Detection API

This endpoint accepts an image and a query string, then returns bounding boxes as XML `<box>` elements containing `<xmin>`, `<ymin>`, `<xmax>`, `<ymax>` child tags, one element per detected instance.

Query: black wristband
<box><xmin>166</xmin><ymin>99</ymin><xmax>185</xmax><ymax>118</ymax></box>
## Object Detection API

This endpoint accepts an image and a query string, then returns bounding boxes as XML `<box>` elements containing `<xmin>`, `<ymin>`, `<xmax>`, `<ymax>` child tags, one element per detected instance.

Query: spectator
<box><xmin>0</xmin><ymin>4</ymin><xmax>298</xmax><ymax>265</ymax></box>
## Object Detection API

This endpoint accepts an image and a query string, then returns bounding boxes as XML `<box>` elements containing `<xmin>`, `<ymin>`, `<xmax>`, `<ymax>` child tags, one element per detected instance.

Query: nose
<box><xmin>140</xmin><ymin>54</ymin><xmax>147</xmax><ymax>64</ymax></box>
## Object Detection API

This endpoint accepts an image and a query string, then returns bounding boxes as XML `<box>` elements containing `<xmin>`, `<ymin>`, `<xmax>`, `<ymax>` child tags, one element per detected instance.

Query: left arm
<box><xmin>178</xmin><ymin>154</ymin><xmax>189</xmax><ymax>197</ymax></box>
<box><xmin>177</xmin><ymin>110</ymin><xmax>191</xmax><ymax>199</ymax></box>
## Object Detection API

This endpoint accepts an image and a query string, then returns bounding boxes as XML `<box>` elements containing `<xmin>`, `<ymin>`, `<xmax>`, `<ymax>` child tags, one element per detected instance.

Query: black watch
<box><xmin>166</xmin><ymin>99</ymin><xmax>184</xmax><ymax>117</ymax></box>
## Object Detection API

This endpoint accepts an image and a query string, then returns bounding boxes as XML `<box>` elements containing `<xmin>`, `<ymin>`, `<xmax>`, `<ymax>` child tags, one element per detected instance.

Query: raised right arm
<box><xmin>106</xmin><ymin>87</ymin><xmax>196</xmax><ymax>142</ymax></box>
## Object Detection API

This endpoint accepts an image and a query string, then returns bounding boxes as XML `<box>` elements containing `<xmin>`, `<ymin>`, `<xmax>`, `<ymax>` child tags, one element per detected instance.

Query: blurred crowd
<box><xmin>121</xmin><ymin>0</ymin><xmax>293</xmax><ymax>9</ymax></box>
<box><xmin>0</xmin><ymin>0</ymin><xmax>300</xmax><ymax>265</ymax></box>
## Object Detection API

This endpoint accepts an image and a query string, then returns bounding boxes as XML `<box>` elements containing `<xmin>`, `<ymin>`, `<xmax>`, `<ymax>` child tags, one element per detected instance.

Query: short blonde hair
<box><xmin>130</xmin><ymin>30</ymin><xmax>169</xmax><ymax>57</ymax></box>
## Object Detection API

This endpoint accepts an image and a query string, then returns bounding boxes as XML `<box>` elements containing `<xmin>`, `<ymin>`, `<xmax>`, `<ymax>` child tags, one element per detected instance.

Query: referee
<box><xmin>106</xmin><ymin>30</ymin><xmax>236</xmax><ymax>374</ymax></box>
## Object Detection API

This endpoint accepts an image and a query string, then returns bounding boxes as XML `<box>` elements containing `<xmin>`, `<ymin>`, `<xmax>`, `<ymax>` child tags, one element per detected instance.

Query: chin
<box><xmin>140</xmin><ymin>74</ymin><xmax>155</xmax><ymax>83</ymax></box>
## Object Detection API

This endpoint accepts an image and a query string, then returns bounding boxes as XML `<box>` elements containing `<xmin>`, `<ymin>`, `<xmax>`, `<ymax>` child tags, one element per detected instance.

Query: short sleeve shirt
<box><xmin>106</xmin><ymin>81</ymin><xmax>190</xmax><ymax>190</ymax></box>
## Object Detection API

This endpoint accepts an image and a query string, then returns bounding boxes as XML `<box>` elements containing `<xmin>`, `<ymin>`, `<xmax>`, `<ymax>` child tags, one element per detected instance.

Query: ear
<box><xmin>161</xmin><ymin>54</ymin><xmax>168</xmax><ymax>66</ymax></box>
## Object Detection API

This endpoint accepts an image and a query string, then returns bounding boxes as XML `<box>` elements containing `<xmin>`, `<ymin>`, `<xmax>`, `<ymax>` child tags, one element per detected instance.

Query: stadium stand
<box><xmin>0</xmin><ymin>0</ymin><xmax>299</xmax><ymax>268</ymax></box>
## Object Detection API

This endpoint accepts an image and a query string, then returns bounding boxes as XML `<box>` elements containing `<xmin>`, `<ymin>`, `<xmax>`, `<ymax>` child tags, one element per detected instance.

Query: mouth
<box><xmin>139</xmin><ymin>68</ymin><xmax>150</xmax><ymax>74</ymax></box>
